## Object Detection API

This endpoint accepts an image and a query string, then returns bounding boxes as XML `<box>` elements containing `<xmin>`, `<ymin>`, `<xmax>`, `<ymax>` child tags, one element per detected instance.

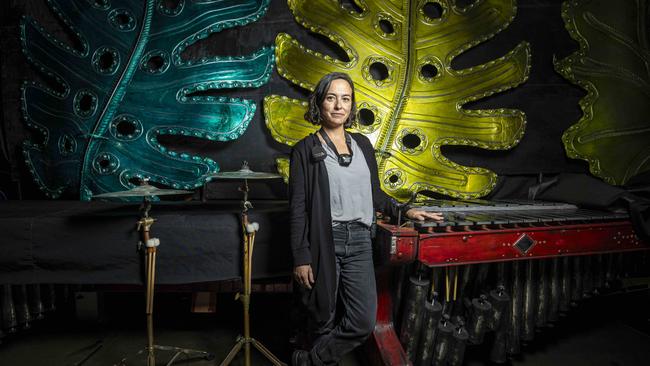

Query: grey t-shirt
<box><xmin>322</xmin><ymin>136</ymin><xmax>374</xmax><ymax>227</ymax></box>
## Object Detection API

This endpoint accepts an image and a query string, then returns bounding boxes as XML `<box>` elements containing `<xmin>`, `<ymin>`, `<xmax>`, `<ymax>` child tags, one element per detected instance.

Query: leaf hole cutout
<box><xmin>339</xmin><ymin>0</ymin><xmax>363</xmax><ymax>14</ymax></box>
<box><xmin>158</xmin><ymin>0</ymin><xmax>184</xmax><ymax>16</ymax></box>
<box><xmin>127</xmin><ymin>177</ymin><xmax>168</xmax><ymax>188</ymax></box>
<box><xmin>93</xmin><ymin>153</ymin><xmax>119</xmax><ymax>174</ymax></box>
<box><xmin>422</xmin><ymin>2</ymin><xmax>444</xmax><ymax>19</ymax></box>
<box><xmin>307</xmin><ymin>32</ymin><xmax>351</xmax><ymax>63</ymax></box>
<box><xmin>79</xmin><ymin>95</ymin><xmax>93</xmax><ymax>111</ymax></box>
<box><xmin>388</xmin><ymin>174</ymin><xmax>400</xmax><ymax>183</ymax></box>
<box><xmin>455</xmin><ymin>0</ymin><xmax>476</xmax><ymax>8</ymax></box>
<box><xmin>419</xmin><ymin>190</ymin><xmax>449</xmax><ymax>200</ymax></box>
<box><xmin>186</xmin><ymin>88</ymin><xmax>247</xmax><ymax>98</ymax></box>
<box><xmin>402</xmin><ymin>134</ymin><xmax>422</xmax><ymax>149</ymax></box>
<box><xmin>147</xmin><ymin>55</ymin><xmax>165</xmax><ymax>71</ymax></box>
<box><xmin>141</xmin><ymin>51</ymin><xmax>171</xmax><ymax>75</ymax></box>
<box><xmin>58</xmin><ymin>134</ymin><xmax>77</xmax><ymax>155</ymax></box>
<box><xmin>30</xmin><ymin>131</ymin><xmax>46</xmax><ymax>146</ymax></box>
<box><xmin>421</xmin><ymin>64</ymin><xmax>438</xmax><ymax>79</ymax></box>
<box><xmin>116</xmin><ymin>120</ymin><xmax>136</xmax><ymax>136</ymax></box>
<box><xmin>74</xmin><ymin>90</ymin><xmax>98</xmax><ymax>117</ymax></box>
<box><xmin>109</xmin><ymin>9</ymin><xmax>136</xmax><ymax>31</ymax></box>
<box><xmin>37</xmin><ymin>69</ymin><xmax>68</xmax><ymax>96</ymax></box>
<box><xmin>369</xmin><ymin>62</ymin><xmax>389</xmax><ymax>81</ymax></box>
<box><xmin>358</xmin><ymin>108</ymin><xmax>375</xmax><ymax>126</ymax></box>
<box><xmin>160</xmin><ymin>0</ymin><xmax>180</xmax><ymax>9</ymax></box>
<box><xmin>110</xmin><ymin>115</ymin><xmax>143</xmax><ymax>140</ymax></box>
<box><xmin>379</xmin><ymin>19</ymin><xmax>394</xmax><ymax>34</ymax></box>
<box><xmin>89</xmin><ymin>0</ymin><xmax>110</xmax><ymax>10</ymax></box>
<box><xmin>116</xmin><ymin>13</ymin><xmax>130</xmax><ymax>25</ymax></box>
<box><xmin>127</xmin><ymin>177</ymin><xmax>145</xmax><ymax>186</ymax></box>
<box><xmin>46</xmin><ymin>7</ymin><xmax>87</xmax><ymax>53</ymax></box>
<box><xmin>99</xmin><ymin>51</ymin><xmax>114</xmax><ymax>69</ymax></box>
<box><xmin>93</xmin><ymin>47</ymin><xmax>120</xmax><ymax>74</ymax></box>
<box><xmin>63</xmin><ymin>139</ymin><xmax>74</xmax><ymax>153</ymax></box>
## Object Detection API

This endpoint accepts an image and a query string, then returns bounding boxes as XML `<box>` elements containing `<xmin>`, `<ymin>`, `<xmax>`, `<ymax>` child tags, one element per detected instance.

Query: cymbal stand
<box><xmin>117</xmin><ymin>197</ymin><xmax>213</xmax><ymax>366</ymax></box>
<box><xmin>220</xmin><ymin>179</ymin><xmax>286</xmax><ymax>366</ymax></box>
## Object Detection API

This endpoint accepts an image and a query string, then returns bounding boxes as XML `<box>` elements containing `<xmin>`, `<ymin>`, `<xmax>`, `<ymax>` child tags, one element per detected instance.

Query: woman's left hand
<box><xmin>405</xmin><ymin>208</ymin><xmax>444</xmax><ymax>222</ymax></box>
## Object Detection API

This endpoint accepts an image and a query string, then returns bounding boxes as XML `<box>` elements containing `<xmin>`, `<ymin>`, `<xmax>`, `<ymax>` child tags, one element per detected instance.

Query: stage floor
<box><xmin>1</xmin><ymin>290</ymin><xmax>649</xmax><ymax>365</ymax></box>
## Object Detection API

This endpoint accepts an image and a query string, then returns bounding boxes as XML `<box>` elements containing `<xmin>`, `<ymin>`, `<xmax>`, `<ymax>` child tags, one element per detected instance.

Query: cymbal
<box><xmin>209</xmin><ymin>167</ymin><xmax>282</xmax><ymax>180</ymax></box>
<box><xmin>93</xmin><ymin>184</ymin><xmax>194</xmax><ymax>198</ymax></box>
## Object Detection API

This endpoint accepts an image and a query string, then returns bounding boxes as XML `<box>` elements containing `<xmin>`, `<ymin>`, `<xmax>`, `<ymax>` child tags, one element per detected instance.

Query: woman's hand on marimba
<box><xmin>405</xmin><ymin>209</ymin><xmax>444</xmax><ymax>222</ymax></box>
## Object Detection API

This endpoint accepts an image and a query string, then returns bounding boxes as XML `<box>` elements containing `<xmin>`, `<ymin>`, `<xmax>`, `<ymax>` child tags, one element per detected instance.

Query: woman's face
<box><xmin>320</xmin><ymin>78</ymin><xmax>352</xmax><ymax>128</ymax></box>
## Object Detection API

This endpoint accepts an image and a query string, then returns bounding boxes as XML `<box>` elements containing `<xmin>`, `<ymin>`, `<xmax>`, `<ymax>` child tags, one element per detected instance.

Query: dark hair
<box><xmin>304</xmin><ymin>72</ymin><xmax>357</xmax><ymax>128</ymax></box>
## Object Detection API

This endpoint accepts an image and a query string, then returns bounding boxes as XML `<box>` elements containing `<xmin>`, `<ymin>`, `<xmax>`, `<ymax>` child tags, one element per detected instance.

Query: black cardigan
<box><xmin>289</xmin><ymin>132</ymin><xmax>403</xmax><ymax>323</ymax></box>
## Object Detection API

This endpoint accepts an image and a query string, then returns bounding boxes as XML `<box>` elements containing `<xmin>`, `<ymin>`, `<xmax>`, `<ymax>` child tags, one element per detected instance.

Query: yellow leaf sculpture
<box><xmin>555</xmin><ymin>0</ymin><xmax>650</xmax><ymax>185</ymax></box>
<box><xmin>265</xmin><ymin>0</ymin><xmax>530</xmax><ymax>199</ymax></box>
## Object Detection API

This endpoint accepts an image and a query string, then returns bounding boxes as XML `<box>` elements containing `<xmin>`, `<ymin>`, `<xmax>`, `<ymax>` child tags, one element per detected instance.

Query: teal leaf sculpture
<box><xmin>21</xmin><ymin>0</ymin><xmax>274</xmax><ymax>200</ymax></box>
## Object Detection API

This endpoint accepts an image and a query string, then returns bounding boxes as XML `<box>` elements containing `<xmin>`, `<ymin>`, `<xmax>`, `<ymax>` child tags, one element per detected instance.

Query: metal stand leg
<box><xmin>117</xmin><ymin>203</ymin><xmax>214</xmax><ymax>366</ymax></box>
<box><xmin>219</xmin><ymin>194</ymin><xmax>286</xmax><ymax>366</ymax></box>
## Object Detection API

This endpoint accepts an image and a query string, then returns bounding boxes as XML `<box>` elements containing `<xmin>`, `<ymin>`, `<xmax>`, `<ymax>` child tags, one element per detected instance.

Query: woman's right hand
<box><xmin>294</xmin><ymin>264</ymin><xmax>314</xmax><ymax>290</ymax></box>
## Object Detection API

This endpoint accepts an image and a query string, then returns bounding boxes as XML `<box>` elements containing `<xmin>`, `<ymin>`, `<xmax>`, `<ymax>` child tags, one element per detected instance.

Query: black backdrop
<box><xmin>0</xmin><ymin>0</ymin><xmax>590</xmax><ymax>200</ymax></box>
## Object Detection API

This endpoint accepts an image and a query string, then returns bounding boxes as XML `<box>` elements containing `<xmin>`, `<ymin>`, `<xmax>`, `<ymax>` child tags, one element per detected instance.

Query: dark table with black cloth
<box><xmin>0</xmin><ymin>200</ymin><xmax>292</xmax><ymax>284</ymax></box>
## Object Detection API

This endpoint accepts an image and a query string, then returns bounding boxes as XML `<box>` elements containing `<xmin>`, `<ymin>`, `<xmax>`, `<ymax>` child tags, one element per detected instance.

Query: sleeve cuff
<box><xmin>401</xmin><ymin>204</ymin><xmax>413</xmax><ymax>216</ymax></box>
<box><xmin>292</xmin><ymin>247</ymin><xmax>312</xmax><ymax>267</ymax></box>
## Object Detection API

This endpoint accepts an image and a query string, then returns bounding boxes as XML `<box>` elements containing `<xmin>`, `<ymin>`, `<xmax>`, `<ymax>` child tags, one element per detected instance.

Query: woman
<box><xmin>289</xmin><ymin>72</ymin><xmax>442</xmax><ymax>366</ymax></box>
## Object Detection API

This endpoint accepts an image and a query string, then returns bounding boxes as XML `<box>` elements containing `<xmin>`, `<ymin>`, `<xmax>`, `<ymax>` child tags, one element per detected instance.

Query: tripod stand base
<box><xmin>117</xmin><ymin>344</ymin><xmax>214</xmax><ymax>366</ymax></box>
<box><xmin>220</xmin><ymin>335</ymin><xmax>286</xmax><ymax>366</ymax></box>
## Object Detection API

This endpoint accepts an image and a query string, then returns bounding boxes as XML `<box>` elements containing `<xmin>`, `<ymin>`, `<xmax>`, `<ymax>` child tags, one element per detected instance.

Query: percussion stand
<box><xmin>118</xmin><ymin>197</ymin><xmax>213</xmax><ymax>366</ymax></box>
<box><xmin>220</xmin><ymin>179</ymin><xmax>285</xmax><ymax>366</ymax></box>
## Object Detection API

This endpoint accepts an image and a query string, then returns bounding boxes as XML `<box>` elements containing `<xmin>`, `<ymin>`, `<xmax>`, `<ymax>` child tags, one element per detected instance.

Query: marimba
<box><xmin>1</xmin><ymin>284</ymin><xmax>60</xmax><ymax>343</ymax></box>
<box><xmin>368</xmin><ymin>200</ymin><xmax>649</xmax><ymax>366</ymax></box>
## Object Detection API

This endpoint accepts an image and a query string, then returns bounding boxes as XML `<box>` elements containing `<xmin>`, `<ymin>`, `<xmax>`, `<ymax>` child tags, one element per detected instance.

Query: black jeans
<box><xmin>310</xmin><ymin>222</ymin><xmax>377</xmax><ymax>366</ymax></box>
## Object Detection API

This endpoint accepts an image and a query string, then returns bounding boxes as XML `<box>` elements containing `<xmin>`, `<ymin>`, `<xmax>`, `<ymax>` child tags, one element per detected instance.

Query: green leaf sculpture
<box><xmin>555</xmin><ymin>0</ymin><xmax>650</xmax><ymax>185</ymax></box>
<box><xmin>265</xmin><ymin>0</ymin><xmax>530</xmax><ymax>199</ymax></box>
<box><xmin>21</xmin><ymin>0</ymin><xmax>274</xmax><ymax>200</ymax></box>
